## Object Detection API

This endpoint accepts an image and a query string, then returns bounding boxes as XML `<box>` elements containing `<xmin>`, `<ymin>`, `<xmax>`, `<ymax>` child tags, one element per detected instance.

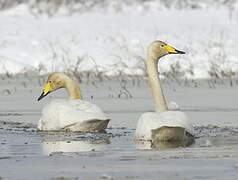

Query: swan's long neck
<box><xmin>147</xmin><ymin>54</ymin><xmax>168</xmax><ymax>112</ymax></box>
<box><xmin>64</xmin><ymin>76</ymin><xmax>82</xmax><ymax>99</ymax></box>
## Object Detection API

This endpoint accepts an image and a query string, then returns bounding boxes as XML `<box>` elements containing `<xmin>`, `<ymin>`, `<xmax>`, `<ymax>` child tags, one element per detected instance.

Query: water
<box><xmin>0</xmin><ymin>77</ymin><xmax>238</xmax><ymax>179</ymax></box>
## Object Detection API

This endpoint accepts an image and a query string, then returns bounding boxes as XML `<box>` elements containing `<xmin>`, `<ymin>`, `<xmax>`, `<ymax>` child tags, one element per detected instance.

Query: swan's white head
<box><xmin>37</xmin><ymin>72</ymin><xmax>68</xmax><ymax>101</ymax></box>
<box><xmin>148</xmin><ymin>41</ymin><xmax>185</xmax><ymax>60</ymax></box>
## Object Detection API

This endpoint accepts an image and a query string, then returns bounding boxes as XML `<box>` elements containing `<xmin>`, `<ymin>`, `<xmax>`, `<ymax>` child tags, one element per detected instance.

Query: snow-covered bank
<box><xmin>0</xmin><ymin>4</ymin><xmax>238</xmax><ymax>78</ymax></box>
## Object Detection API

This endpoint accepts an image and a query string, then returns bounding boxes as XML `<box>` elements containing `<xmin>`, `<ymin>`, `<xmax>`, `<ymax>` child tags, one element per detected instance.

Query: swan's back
<box><xmin>135</xmin><ymin>111</ymin><xmax>194</xmax><ymax>141</ymax></box>
<box><xmin>38</xmin><ymin>99</ymin><xmax>108</xmax><ymax>131</ymax></box>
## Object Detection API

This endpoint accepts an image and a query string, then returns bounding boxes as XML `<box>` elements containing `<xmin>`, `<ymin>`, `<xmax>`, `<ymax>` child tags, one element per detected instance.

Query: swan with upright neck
<box><xmin>135</xmin><ymin>41</ymin><xmax>194</xmax><ymax>144</ymax></box>
<box><xmin>37</xmin><ymin>72</ymin><xmax>110</xmax><ymax>132</ymax></box>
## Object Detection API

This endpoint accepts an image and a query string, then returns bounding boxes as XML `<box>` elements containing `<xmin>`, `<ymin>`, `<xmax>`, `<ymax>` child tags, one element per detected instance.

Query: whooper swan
<box><xmin>135</xmin><ymin>41</ymin><xmax>194</xmax><ymax>144</ymax></box>
<box><xmin>37</xmin><ymin>72</ymin><xmax>110</xmax><ymax>132</ymax></box>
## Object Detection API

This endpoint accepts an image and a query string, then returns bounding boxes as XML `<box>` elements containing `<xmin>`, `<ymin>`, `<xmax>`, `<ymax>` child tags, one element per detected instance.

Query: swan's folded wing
<box><xmin>69</xmin><ymin>99</ymin><xmax>106</xmax><ymax>114</ymax></box>
<box><xmin>135</xmin><ymin>111</ymin><xmax>194</xmax><ymax>140</ymax></box>
<box><xmin>157</xmin><ymin>111</ymin><xmax>194</xmax><ymax>135</ymax></box>
<box><xmin>38</xmin><ymin>99</ymin><xmax>108</xmax><ymax>131</ymax></box>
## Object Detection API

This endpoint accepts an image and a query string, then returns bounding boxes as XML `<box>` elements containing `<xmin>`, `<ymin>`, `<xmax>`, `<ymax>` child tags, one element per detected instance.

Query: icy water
<box><xmin>1</xmin><ymin>76</ymin><xmax>238</xmax><ymax>180</ymax></box>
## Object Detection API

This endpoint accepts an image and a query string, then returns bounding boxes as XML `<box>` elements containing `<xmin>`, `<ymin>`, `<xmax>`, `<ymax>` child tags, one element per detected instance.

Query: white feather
<box><xmin>168</xmin><ymin>101</ymin><xmax>180</xmax><ymax>110</ymax></box>
<box><xmin>37</xmin><ymin>99</ymin><xmax>109</xmax><ymax>131</ymax></box>
<box><xmin>135</xmin><ymin>111</ymin><xmax>194</xmax><ymax>141</ymax></box>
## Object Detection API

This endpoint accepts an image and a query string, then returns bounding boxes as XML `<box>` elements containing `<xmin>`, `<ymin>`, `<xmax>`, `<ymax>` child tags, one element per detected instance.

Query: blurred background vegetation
<box><xmin>0</xmin><ymin>0</ymin><xmax>236</xmax><ymax>16</ymax></box>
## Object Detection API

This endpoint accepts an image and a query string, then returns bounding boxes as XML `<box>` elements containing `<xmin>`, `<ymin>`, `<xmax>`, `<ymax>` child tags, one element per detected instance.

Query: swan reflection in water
<box><xmin>41</xmin><ymin>133</ymin><xmax>110</xmax><ymax>155</ymax></box>
<box><xmin>135</xmin><ymin>138</ymin><xmax>195</xmax><ymax>150</ymax></box>
<box><xmin>41</xmin><ymin>131</ymin><xmax>195</xmax><ymax>155</ymax></box>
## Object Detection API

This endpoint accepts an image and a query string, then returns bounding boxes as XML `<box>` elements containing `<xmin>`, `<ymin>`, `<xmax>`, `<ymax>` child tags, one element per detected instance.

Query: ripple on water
<box><xmin>1</xmin><ymin>121</ymin><xmax>238</xmax><ymax>158</ymax></box>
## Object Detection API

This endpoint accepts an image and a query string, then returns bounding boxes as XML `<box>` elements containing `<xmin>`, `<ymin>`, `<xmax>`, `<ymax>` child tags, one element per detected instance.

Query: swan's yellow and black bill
<box><xmin>164</xmin><ymin>44</ymin><xmax>185</xmax><ymax>54</ymax></box>
<box><xmin>37</xmin><ymin>82</ymin><xmax>51</xmax><ymax>101</ymax></box>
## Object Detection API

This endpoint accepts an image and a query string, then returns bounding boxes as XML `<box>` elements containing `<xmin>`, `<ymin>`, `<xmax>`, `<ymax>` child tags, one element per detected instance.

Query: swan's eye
<box><xmin>161</xmin><ymin>44</ymin><xmax>164</xmax><ymax>48</ymax></box>
<box><xmin>49</xmin><ymin>80</ymin><xmax>52</xmax><ymax>83</ymax></box>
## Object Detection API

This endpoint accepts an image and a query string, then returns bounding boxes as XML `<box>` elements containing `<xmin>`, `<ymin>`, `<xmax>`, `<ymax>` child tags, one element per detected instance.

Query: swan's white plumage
<box><xmin>37</xmin><ymin>99</ymin><xmax>108</xmax><ymax>131</ymax></box>
<box><xmin>168</xmin><ymin>101</ymin><xmax>180</xmax><ymax>111</ymax></box>
<box><xmin>135</xmin><ymin>111</ymin><xmax>194</xmax><ymax>141</ymax></box>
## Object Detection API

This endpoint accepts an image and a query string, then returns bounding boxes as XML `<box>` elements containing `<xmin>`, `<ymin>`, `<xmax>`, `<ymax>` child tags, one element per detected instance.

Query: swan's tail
<box><xmin>63</xmin><ymin>119</ymin><xmax>110</xmax><ymax>132</ymax></box>
<box><xmin>151</xmin><ymin>126</ymin><xmax>195</xmax><ymax>147</ymax></box>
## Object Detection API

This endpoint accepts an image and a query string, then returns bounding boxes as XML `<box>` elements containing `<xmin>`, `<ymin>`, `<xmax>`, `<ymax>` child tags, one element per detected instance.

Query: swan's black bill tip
<box><xmin>175</xmin><ymin>49</ymin><xmax>185</xmax><ymax>54</ymax></box>
<box><xmin>37</xmin><ymin>92</ymin><xmax>49</xmax><ymax>101</ymax></box>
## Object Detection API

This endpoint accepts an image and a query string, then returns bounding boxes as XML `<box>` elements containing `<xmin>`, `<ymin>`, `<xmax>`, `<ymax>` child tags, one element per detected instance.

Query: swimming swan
<box><xmin>37</xmin><ymin>72</ymin><xmax>110</xmax><ymax>132</ymax></box>
<box><xmin>134</xmin><ymin>41</ymin><xmax>194</xmax><ymax>144</ymax></box>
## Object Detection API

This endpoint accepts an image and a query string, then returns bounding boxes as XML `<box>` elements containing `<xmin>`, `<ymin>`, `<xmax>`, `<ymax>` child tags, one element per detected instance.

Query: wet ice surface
<box><xmin>1</xmin><ymin>77</ymin><xmax>238</xmax><ymax>180</ymax></box>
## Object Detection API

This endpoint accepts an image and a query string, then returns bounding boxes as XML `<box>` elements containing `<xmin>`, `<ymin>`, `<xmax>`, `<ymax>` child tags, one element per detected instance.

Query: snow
<box><xmin>0</xmin><ymin>4</ymin><xmax>238</xmax><ymax>78</ymax></box>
